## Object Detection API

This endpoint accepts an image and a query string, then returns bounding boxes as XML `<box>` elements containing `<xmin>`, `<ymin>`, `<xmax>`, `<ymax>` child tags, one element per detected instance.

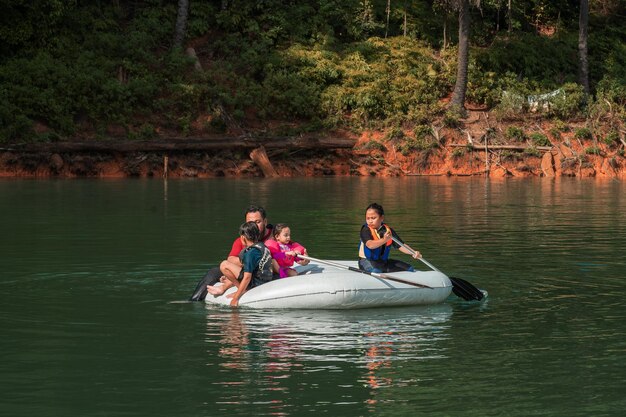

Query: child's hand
<box><xmin>297</xmin><ymin>249</ymin><xmax>310</xmax><ymax>265</ymax></box>
<box><xmin>230</xmin><ymin>297</ymin><xmax>239</xmax><ymax>307</ymax></box>
<box><xmin>412</xmin><ymin>250</ymin><xmax>422</xmax><ymax>259</ymax></box>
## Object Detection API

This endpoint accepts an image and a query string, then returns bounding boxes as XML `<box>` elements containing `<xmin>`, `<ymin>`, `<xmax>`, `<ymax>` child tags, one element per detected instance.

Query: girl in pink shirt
<box><xmin>265</xmin><ymin>223</ymin><xmax>309</xmax><ymax>278</ymax></box>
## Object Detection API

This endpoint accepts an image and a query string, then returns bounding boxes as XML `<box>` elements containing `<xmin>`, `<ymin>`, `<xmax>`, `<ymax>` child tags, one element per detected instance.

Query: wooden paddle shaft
<box><xmin>298</xmin><ymin>255</ymin><xmax>433</xmax><ymax>289</ymax></box>
<box><xmin>390</xmin><ymin>236</ymin><xmax>441</xmax><ymax>272</ymax></box>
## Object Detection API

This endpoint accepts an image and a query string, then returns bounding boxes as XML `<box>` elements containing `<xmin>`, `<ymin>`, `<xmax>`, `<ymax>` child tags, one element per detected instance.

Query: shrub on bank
<box><xmin>506</xmin><ymin>126</ymin><xmax>526</xmax><ymax>142</ymax></box>
<box><xmin>318</xmin><ymin>37</ymin><xmax>452</xmax><ymax>127</ymax></box>
<box><xmin>575</xmin><ymin>128</ymin><xmax>593</xmax><ymax>140</ymax></box>
<box><xmin>529</xmin><ymin>133</ymin><xmax>551</xmax><ymax>147</ymax></box>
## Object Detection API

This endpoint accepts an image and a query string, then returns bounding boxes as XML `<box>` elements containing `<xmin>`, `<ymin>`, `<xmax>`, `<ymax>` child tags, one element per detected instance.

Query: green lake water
<box><xmin>1</xmin><ymin>178</ymin><xmax>625</xmax><ymax>416</ymax></box>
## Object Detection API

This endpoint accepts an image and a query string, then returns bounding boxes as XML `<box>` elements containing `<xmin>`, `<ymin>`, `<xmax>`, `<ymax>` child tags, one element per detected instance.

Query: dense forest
<box><xmin>1</xmin><ymin>0</ymin><xmax>625</xmax><ymax>177</ymax></box>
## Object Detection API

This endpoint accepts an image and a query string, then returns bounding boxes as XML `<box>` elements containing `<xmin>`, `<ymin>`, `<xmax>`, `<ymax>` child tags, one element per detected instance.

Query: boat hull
<box><xmin>205</xmin><ymin>261</ymin><xmax>452</xmax><ymax>309</ymax></box>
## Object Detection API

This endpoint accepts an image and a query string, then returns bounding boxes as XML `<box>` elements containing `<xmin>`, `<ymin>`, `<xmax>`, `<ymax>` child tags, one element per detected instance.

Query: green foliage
<box><xmin>596</xmin><ymin>77</ymin><xmax>626</xmax><ymax>107</ymax></box>
<box><xmin>187</xmin><ymin>2</ymin><xmax>217</xmax><ymax>38</ymax></box>
<box><xmin>506</xmin><ymin>126</ymin><xmax>526</xmax><ymax>142</ymax></box>
<box><xmin>467</xmin><ymin>69</ymin><xmax>526</xmax><ymax>109</ymax></box>
<box><xmin>603</xmin><ymin>131</ymin><xmax>620</xmax><ymax>147</ymax></box>
<box><xmin>466</xmin><ymin>69</ymin><xmax>499</xmax><ymax>108</ymax></box>
<box><xmin>1</xmin><ymin>1</ymin><xmax>625</xmax><ymax>142</ymax></box>
<box><xmin>0</xmin><ymin>3</ymin><xmax>190</xmax><ymax>141</ymax></box>
<box><xmin>452</xmin><ymin>148</ymin><xmax>465</xmax><ymax>159</ymax></box>
<box><xmin>501</xmin><ymin>151</ymin><xmax>523</xmax><ymax>162</ymax></box>
<box><xmin>35</xmin><ymin>131</ymin><xmax>61</xmax><ymax>143</ymax></box>
<box><xmin>493</xmin><ymin>82</ymin><xmax>585</xmax><ymax>120</ymax></box>
<box><xmin>0</xmin><ymin>0</ymin><xmax>78</xmax><ymax>54</ymax></box>
<box><xmin>319</xmin><ymin>37</ymin><xmax>452</xmax><ymax>127</ymax></box>
<box><xmin>474</xmin><ymin>33</ymin><xmax>578</xmax><ymax>89</ymax></box>
<box><xmin>138</xmin><ymin>123</ymin><xmax>156</xmax><ymax>140</ymax></box>
<box><xmin>529</xmin><ymin>133</ymin><xmax>551</xmax><ymax>147</ymax></box>
<box><xmin>549</xmin><ymin>127</ymin><xmax>561</xmax><ymax>140</ymax></box>
<box><xmin>494</xmin><ymin>88</ymin><xmax>528</xmax><ymax>120</ymax></box>
<box><xmin>442</xmin><ymin>111</ymin><xmax>461</xmax><ymax>128</ymax></box>
<box><xmin>261</xmin><ymin>70</ymin><xmax>321</xmax><ymax>118</ymax></box>
<box><xmin>585</xmin><ymin>146</ymin><xmax>602</xmax><ymax>155</ymax></box>
<box><xmin>385</xmin><ymin>126</ymin><xmax>405</xmax><ymax>141</ymax></box>
<box><xmin>589</xmin><ymin>21</ymin><xmax>626</xmax><ymax>104</ymax></box>
<box><xmin>0</xmin><ymin>106</ymin><xmax>32</xmax><ymax>142</ymax></box>
<box><xmin>413</xmin><ymin>124</ymin><xmax>433</xmax><ymax>139</ymax></box>
<box><xmin>574</xmin><ymin>127</ymin><xmax>593</xmax><ymax>140</ymax></box>
<box><xmin>397</xmin><ymin>136</ymin><xmax>438</xmax><ymax>156</ymax></box>
<box><xmin>524</xmin><ymin>147</ymin><xmax>542</xmax><ymax>157</ymax></box>
<box><xmin>552</xmin><ymin>119</ymin><xmax>570</xmax><ymax>132</ymax></box>
<box><xmin>547</xmin><ymin>83</ymin><xmax>586</xmax><ymax>119</ymax></box>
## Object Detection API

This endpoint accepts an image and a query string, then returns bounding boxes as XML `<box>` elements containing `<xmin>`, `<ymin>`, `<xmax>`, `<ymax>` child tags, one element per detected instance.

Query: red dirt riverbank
<box><xmin>1</xmin><ymin>112</ymin><xmax>624</xmax><ymax>179</ymax></box>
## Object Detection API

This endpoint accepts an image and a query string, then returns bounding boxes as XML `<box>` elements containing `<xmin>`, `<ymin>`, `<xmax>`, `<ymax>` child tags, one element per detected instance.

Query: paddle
<box><xmin>297</xmin><ymin>254</ymin><xmax>433</xmax><ymax>289</ymax></box>
<box><xmin>189</xmin><ymin>266</ymin><xmax>223</xmax><ymax>301</ymax></box>
<box><xmin>390</xmin><ymin>236</ymin><xmax>484</xmax><ymax>301</ymax></box>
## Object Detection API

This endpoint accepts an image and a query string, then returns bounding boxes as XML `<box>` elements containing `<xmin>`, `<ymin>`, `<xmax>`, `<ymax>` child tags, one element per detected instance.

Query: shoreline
<box><xmin>1</xmin><ymin>139</ymin><xmax>623</xmax><ymax>179</ymax></box>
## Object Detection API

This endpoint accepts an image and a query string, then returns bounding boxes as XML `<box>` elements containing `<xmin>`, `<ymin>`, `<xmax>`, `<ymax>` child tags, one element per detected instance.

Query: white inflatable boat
<box><xmin>204</xmin><ymin>260</ymin><xmax>453</xmax><ymax>309</ymax></box>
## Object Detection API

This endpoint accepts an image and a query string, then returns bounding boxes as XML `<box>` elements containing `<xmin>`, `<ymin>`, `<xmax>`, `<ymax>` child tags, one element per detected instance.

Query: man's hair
<box><xmin>366</xmin><ymin>203</ymin><xmax>384</xmax><ymax>216</ymax></box>
<box><xmin>239</xmin><ymin>221</ymin><xmax>261</xmax><ymax>242</ymax></box>
<box><xmin>245</xmin><ymin>205</ymin><xmax>266</xmax><ymax>219</ymax></box>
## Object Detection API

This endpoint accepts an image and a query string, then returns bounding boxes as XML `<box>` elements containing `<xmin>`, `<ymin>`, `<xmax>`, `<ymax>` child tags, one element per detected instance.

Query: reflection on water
<box><xmin>204</xmin><ymin>305</ymin><xmax>452</xmax><ymax>412</ymax></box>
<box><xmin>1</xmin><ymin>178</ymin><xmax>626</xmax><ymax>417</ymax></box>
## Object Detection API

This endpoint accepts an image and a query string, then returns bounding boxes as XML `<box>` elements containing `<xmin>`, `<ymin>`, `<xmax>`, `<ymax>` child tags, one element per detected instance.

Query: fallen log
<box><xmin>405</xmin><ymin>171</ymin><xmax>483</xmax><ymax>177</ymax></box>
<box><xmin>449</xmin><ymin>143</ymin><xmax>552</xmax><ymax>151</ymax></box>
<box><xmin>1</xmin><ymin>137</ymin><xmax>356</xmax><ymax>153</ymax></box>
<box><xmin>250</xmin><ymin>146</ymin><xmax>279</xmax><ymax>178</ymax></box>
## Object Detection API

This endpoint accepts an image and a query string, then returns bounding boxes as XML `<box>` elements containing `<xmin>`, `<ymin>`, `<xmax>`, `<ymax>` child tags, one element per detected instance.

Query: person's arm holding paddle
<box><xmin>364</xmin><ymin>227</ymin><xmax>391</xmax><ymax>250</ymax></box>
<box><xmin>390</xmin><ymin>230</ymin><xmax>421</xmax><ymax>259</ymax></box>
<box><xmin>369</xmin><ymin>226</ymin><xmax>422</xmax><ymax>259</ymax></box>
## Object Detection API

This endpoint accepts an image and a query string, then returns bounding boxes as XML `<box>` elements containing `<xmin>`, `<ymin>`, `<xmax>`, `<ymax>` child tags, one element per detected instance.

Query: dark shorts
<box><xmin>358</xmin><ymin>258</ymin><xmax>415</xmax><ymax>273</ymax></box>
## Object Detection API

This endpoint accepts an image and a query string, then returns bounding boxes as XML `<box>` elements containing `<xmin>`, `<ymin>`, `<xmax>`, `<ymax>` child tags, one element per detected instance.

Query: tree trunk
<box><xmin>403</xmin><ymin>1</ymin><xmax>407</xmax><ymax>37</ymax></box>
<box><xmin>496</xmin><ymin>5</ymin><xmax>500</xmax><ymax>32</ymax></box>
<box><xmin>173</xmin><ymin>0</ymin><xmax>189</xmax><ymax>49</ymax></box>
<box><xmin>385</xmin><ymin>0</ymin><xmax>391</xmax><ymax>38</ymax></box>
<box><xmin>508</xmin><ymin>0</ymin><xmax>512</xmax><ymax>33</ymax></box>
<box><xmin>450</xmin><ymin>0</ymin><xmax>470</xmax><ymax>114</ymax></box>
<box><xmin>578</xmin><ymin>0</ymin><xmax>590</xmax><ymax>95</ymax></box>
<box><xmin>250</xmin><ymin>146</ymin><xmax>279</xmax><ymax>178</ymax></box>
<box><xmin>443</xmin><ymin>16</ymin><xmax>448</xmax><ymax>49</ymax></box>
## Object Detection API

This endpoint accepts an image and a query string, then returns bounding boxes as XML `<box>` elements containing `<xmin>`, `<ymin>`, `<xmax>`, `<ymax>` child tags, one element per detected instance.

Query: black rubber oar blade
<box><xmin>189</xmin><ymin>267</ymin><xmax>222</xmax><ymax>301</ymax></box>
<box><xmin>450</xmin><ymin>277</ymin><xmax>484</xmax><ymax>301</ymax></box>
